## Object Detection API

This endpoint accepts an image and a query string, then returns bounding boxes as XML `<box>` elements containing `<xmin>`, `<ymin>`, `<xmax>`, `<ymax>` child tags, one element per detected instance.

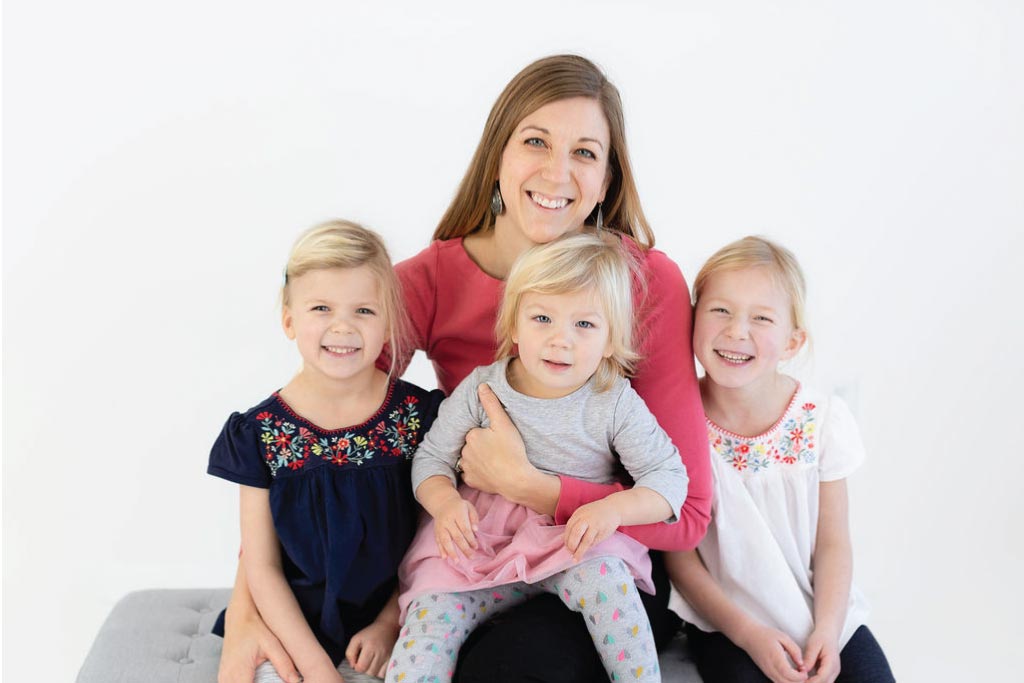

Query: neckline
<box><xmin>495</xmin><ymin>357</ymin><xmax>596</xmax><ymax>402</ymax></box>
<box><xmin>705</xmin><ymin>382</ymin><xmax>803</xmax><ymax>441</ymax></box>
<box><xmin>271</xmin><ymin>380</ymin><xmax>398</xmax><ymax>434</ymax></box>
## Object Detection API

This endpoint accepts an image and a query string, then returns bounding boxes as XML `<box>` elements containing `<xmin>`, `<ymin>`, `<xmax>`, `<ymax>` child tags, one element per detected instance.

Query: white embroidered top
<box><xmin>668</xmin><ymin>385</ymin><xmax>871</xmax><ymax>649</ymax></box>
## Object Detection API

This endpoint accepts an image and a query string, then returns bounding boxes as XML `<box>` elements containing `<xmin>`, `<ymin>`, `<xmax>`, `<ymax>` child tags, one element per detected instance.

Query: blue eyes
<box><xmin>522</xmin><ymin>137</ymin><xmax>598</xmax><ymax>160</ymax></box>
<box><xmin>530</xmin><ymin>315</ymin><xmax>596</xmax><ymax>329</ymax></box>
<box><xmin>310</xmin><ymin>306</ymin><xmax>376</xmax><ymax>315</ymax></box>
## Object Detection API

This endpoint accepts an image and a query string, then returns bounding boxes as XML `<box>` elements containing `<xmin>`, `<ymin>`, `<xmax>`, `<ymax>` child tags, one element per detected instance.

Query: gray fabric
<box><xmin>76</xmin><ymin>588</ymin><xmax>702</xmax><ymax>682</ymax></box>
<box><xmin>76</xmin><ymin>588</ymin><xmax>230</xmax><ymax>683</ymax></box>
<box><xmin>412</xmin><ymin>359</ymin><xmax>689</xmax><ymax>522</ymax></box>
<box><xmin>255</xmin><ymin>660</ymin><xmax>383</xmax><ymax>683</ymax></box>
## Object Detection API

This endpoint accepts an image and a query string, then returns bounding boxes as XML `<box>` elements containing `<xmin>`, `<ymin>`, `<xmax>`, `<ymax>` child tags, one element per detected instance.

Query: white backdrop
<box><xmin>4</xmin><ymin>1</ymin><xmax>1023</xmax><ymax>681</ymax></box>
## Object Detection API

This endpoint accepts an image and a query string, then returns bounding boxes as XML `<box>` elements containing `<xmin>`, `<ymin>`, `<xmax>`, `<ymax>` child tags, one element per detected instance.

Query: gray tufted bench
<box><xmin>76</xmin><ymin>589</ymin><xmax>702</xmax><ymax>682</ymax></box>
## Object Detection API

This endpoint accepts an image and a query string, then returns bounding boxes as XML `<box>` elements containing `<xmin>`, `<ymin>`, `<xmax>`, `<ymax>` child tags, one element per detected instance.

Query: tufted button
<box><xmin>180</xmin><ymin>657</ymin><xmax>192</xmax><ymax>665</ymax></box>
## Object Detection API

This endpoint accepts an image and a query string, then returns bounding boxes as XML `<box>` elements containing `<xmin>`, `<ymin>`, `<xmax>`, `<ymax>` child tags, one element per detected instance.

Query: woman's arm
<box><xmin>666</xmin><ymin>551</ymin><xmax>807</xmax><ymax>683</ymax></box>
<box><xmin>239</xmin><ymin>486</ymin><xmax>342</xmax><ymax>683</ymax></box>
<box><xmin>803</xmin><ymin>480</ymin><xmax>853</xmax><ymax>683</ymax></box>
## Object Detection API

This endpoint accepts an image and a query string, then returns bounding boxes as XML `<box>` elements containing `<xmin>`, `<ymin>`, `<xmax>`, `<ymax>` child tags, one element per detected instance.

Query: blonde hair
<box><xmin>434</xmin><ymin>54</ymin><xmax>653</xmax><ymax>248</ymax></box>
<box><xmin>282</xmin><ymin>220</ymin><xmax>409</xmax><ymax>377</ymax></box>
<box><xmin>693</xmin><ymin>236</ymin><xmax>808</xmax><ymax>335</ymax></box>
<box><xmin>496</xmin><ymin>232</ymin><xmax>640</xmax><ymax>392</ymax></box>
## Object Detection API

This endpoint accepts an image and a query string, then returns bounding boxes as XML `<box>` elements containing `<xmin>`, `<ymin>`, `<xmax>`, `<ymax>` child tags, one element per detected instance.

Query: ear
<box><xmin>782</xmin><ymin>327</ymin><xmax>807</xmax><ymax>360</ymax></box>
<box><xmin>281</xmin><ymin>306</ymin><xmax>297</xmax><ymax>340</ymax></box>
<box><xmin>599</xmin><ymin>167</ymin><xmax>612</xmax><ymax>203</ymax></box>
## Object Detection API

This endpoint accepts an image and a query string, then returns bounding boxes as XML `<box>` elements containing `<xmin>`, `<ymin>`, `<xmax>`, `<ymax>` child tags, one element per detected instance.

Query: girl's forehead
<box><xmin>704</xmin><ymin>267</ymin><xmax>790</xmax><ymax>306</ymax></box>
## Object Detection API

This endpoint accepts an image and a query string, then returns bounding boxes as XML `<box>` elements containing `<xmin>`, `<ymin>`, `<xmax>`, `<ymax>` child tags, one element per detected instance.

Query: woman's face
<box><xmin>495</xmin><ymin>97</ymin><xmax>612</xmax><ymax>248</ymax></box>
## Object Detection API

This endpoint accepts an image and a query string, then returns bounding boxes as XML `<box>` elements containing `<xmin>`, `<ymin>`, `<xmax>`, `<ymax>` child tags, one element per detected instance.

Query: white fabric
<box><xmin>668</xmin><ymin>385</ymin><xmax>870</xmax><ymax>649</ymax></box>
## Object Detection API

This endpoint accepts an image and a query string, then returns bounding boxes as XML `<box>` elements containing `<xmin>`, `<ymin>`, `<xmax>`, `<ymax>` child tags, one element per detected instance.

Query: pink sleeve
<box><xmin>554</xmin><ymin>250</ymin><xmax>712</xmax><ymax>551</ymax></box>
<box><xmin>380</xmin><ymin>245</ymin><xmax>437</xmax><ymax>377</ymax></box>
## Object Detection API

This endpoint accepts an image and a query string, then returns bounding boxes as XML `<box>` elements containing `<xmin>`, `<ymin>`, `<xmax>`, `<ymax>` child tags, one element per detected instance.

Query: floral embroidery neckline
<box><xmin>271</xmin><ymin>381</ymin><xmax>397</xmax><ymax>435</ymax></box>
<box><xmin>706</xmin><ymin>382</ymin><xmax>803</xmax><ymax>441</ymax></box>
<box><xmin>257</xmin><ymin>384</ymin><xmax>427</xmax><ymax>476</ymax></box>
<box><xmin>707</xmin><ymin>383</ymin><xmax>820</xmax><ymax>473</ymax></box>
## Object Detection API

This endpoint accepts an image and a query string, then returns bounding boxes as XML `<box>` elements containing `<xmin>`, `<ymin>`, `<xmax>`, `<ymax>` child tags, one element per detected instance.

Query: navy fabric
<box><xmin>208</xmin><ymin>380</ymin><xmax>443</xmax><ymax>665</ymax></box>
<box><xmin>684</xmin><ymin>623</ymin><xmax>895</xmax><ymax>683</ymax></box>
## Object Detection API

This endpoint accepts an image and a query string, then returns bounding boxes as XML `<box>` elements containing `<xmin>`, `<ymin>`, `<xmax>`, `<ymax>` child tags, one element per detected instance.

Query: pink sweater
<box><xmin>394</xmin><ymin>236</ymin><xmax>711</xmax><ymax>550</ymax></box>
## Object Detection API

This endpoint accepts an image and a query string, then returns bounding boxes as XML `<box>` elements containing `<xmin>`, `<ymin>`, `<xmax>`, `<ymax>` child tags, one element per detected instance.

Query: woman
<box><xmin>218</xmin><ymin>54</ymin><xmax>712</xmax><ymax>683</ymax></box>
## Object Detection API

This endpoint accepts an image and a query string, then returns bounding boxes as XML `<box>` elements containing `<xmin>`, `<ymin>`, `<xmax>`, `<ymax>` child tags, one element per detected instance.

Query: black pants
<box><xmin>454</xmin><ymin>551</ymin><xmax>680</xmax><ymax>683</ymax></box>
<box><xmin>685</xmin><ymin>623</ymin><xmax>895</xmax><ymax>683</ymax></box>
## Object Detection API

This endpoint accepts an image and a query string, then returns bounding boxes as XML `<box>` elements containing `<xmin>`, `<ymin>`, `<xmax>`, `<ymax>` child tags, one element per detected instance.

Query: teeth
<box><xmin>530</xmin><ymin>192</ymin><xmax>569</xmax><ymax>210</ymax></box>
<box><xmin>717</xmin><ymin>350</ymin><xmax>752</xmax><ymax>362</ymax></box>
<box><xmin>325</xmin><ymin>346</ymin><xmax>357</xmax><ymax>354</ymax></box>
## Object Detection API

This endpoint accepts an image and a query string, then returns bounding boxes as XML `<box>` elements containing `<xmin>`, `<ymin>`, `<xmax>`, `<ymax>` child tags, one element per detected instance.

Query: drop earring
<box><xmin>491</xmin><ymin>182</ymin><xmax>505</xmax><ymax>215</ymax></box>
<box><xmin>595</xmin><ymin>202</ymin><xmax>604</xmax><ymax>231</ymax></box>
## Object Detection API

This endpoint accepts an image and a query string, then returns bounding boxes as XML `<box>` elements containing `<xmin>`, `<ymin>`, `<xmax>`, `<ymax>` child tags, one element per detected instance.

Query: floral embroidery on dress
<box><xmin>258</xmin><ymin>394</ymin><xmax>425</xmax><ymax>477</ymax></box>
<box><xmin>710</xmin><ymin>400</ymin><xmax>818</xmax><ymax>474</ymax></box>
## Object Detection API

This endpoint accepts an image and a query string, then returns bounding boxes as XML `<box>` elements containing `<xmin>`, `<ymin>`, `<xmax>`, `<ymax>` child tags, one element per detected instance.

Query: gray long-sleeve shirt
<box><xmin>411</xmin><ymin>358</ymin><xmax>688</xmax><ymax>523</ymax></box>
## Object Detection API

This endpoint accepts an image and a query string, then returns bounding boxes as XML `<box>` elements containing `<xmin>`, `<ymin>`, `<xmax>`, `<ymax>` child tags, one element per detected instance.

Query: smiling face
<box><xmin>494</xmin><ymin>97</ymin><xmax>611</xmax><ymax>250</ymax></box>
<box><xmin>509</xmin><ymin>287</ymin><xmax>613</xmax><ymax>399</ymax></box>
<box><xmin>281</xmin><ymin>265</ymin><xmax>387</xmax><ymax>387</ymax></box>
<box><xmin>693</xmin><ymin>266</ymin><xmax>806</xmax><ymax>395</ymax></box>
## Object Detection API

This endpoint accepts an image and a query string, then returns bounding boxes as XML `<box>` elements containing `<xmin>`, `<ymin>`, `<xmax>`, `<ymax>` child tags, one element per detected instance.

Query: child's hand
<box><xmin>803</xmin><ymin>629</ymin><xmax>840</xmax><ymax>683</ymax></box>
<box><xmin>345</xmin><ymin>619</ymin><xmax>399</xmax><ymax>679</ymax></box>
<box><xmin>737</xmin><ymin>623</ymin><xmax>807</xmax><ymax>683</ymax></box>
<box><xmin>564</xmin><ymin>499</ymin><xmax>621</xmax><ymax>562</ymax></box>
<box><xmin>434</xmin><ymin>496</ymin><xmax>479</xmax><ymax>559</ymax></box>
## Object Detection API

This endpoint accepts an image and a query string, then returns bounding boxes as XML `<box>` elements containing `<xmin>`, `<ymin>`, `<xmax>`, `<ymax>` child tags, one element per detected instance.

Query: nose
<box><xmin>548</xmin><ymin>322</ymin><xmax>573</xmax><ymax>348</ymax></box>
<box><xmin>724</xmin><ymin>318</ymin><xmax>748</xmax><ymax>340</ymax></box>
<box><xmin>541</xmin><ymin>149</ymin><xmax>571</xmax><ymax>183</ymax></box>
<box><xmin>330</xmin><ymin>314</ymin><xmax>355</xmax><ymax>334</ymax></box>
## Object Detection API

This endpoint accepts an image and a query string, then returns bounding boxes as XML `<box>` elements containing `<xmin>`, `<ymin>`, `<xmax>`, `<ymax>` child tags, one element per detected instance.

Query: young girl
<box><xmin>386</xmin><ymin>233</ymin><xmax>688</xmax><ymax>683</ymax></box>
<box><xmin>207</xmin><ymin>221</ymin><xmax>443</xmax><ymax>683</ymax></box>
<box><xmin>666</xmin><ymin>237</ymin><xmax>894</xmax><ymax>683</ymax></box>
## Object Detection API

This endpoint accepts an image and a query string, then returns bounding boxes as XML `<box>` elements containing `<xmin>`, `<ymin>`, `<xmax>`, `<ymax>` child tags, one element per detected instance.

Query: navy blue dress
<box><xmin>208</xmin><ymin>380</ymin><xmax>444</xmax><ymax>665</ymax></box>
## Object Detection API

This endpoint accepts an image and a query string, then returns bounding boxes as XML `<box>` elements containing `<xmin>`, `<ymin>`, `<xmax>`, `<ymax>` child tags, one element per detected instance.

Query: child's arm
<box><xmin>218</xmin><ymin>562</ymin><xmax>301</xmax><ymax>683</ymax></box>
<box><xmin>416</xmin><ymin>475</ymin><xmax>479</xmax><ymax>559</ymax></box>
<box><xmin>803</xmin><ymin>479</ymin><xmax>853</xmax><ymax>683</ymax></box>
<box><xmin>344</xmin><ymin>588</ymin><xmax>402</xmax><ymax>678</ymax></box>
<box><xmin>564</xmin><ymin>487</ymin><xmax>672</xmax><ymax>561</ymax></box>
<box><xmin>666</xmin><ymin>550</ymin><xmax>808</xmax><ymax>683</ymax></box>
<box><xmin>239</xmin><ymin>485</ymin><xmax>343</xmax><ymax>683</ymax></box>
<box><xmin>564</xmin><ymin>383</ymin><xmax>689</xmax><ymax>559</ymax></box>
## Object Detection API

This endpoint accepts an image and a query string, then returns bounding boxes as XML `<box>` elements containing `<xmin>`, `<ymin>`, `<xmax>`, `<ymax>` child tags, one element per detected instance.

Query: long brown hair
<box><xmin>433</xmin><ymin>55</ymin><xmax>654</xmax><ymax>248</ymax></box>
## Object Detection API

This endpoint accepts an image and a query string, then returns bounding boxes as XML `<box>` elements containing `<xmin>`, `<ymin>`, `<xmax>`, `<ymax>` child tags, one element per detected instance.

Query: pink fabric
<box><xmin>398</xmin><ymin>485</ymin><xmax>654</xmax><ymax>618</ymax></box>
<box><xmin>393</xmin><ymin>236</ymin><xmax>711</xmax><ymax>551</ymax></box>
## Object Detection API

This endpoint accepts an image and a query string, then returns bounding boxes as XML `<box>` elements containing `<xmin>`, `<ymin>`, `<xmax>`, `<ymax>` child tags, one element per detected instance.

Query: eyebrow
<box><xmin>519</xmin><ymin>125</ymin><xmax>606</xmax><ymax>151</ymax></box>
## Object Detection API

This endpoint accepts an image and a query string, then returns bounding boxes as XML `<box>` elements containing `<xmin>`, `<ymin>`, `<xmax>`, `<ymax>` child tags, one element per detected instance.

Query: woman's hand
<box><xmin>736</xmin><ymin>623</ymin><xmax>808</xmax><ymax>683</ymax></box>
<box><xmin>803</xmin><ymin>629</ymin><xmax>841</xmax><ymax>683</ymax></box>
<box><xmin>433</xmin><ymin>495</ymin><xmax>480</xmax><ymax>559</ymax></box>
<box><xmin>459</xmin><ymin>384</ymin><xmax>531</xmax><ymax>495</ymax></box>
<box><xmin>564</xmin><ymin>499</ymin><xmax>621</xmax><ymax>562</ymax></box>
<box><xmin>218</xmin><ymin>603</ymin><xmax>300</xmax><ymax>683</ymax></box>
<box><xmin>459</xmin><ymin>384</ymin><xmax>561</xmax><ymax>515</ymax></box>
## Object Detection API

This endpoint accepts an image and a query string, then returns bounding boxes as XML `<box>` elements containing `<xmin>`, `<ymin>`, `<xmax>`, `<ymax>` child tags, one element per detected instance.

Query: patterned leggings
<box><xmin>386</xmin><ymin>557</ymin><xmax>660</xmax><ymax>682</ymax></box>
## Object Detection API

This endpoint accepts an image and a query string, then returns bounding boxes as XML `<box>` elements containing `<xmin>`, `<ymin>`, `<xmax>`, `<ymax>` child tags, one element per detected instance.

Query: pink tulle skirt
<box><xmin>398</xmin><ymin>485</ymin><xmax>653</xmax><ymax>619</ymax></box>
